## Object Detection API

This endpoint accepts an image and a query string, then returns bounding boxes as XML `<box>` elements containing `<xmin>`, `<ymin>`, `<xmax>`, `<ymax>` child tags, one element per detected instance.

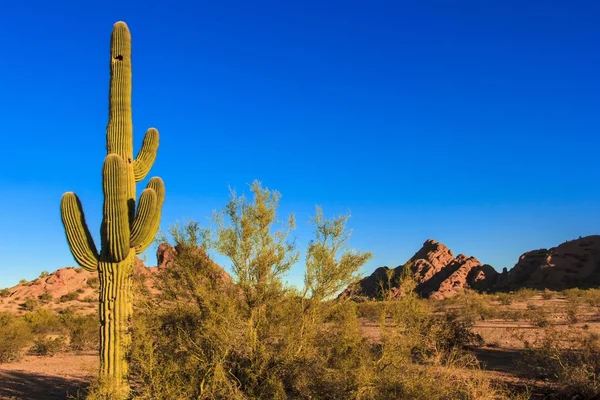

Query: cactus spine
<box><xmin>60</xmin><ymin>21</ymin><xmax>164</xmax><ymax>396</ymax></box>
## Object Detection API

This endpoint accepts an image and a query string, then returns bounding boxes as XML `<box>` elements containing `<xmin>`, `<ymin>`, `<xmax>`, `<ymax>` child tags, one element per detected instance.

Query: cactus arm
<box><xmin>130</xmin><ymin>188</ymin><xmax>157</xmax><ymax>249</ymax></box>
<box><xmin>60</xmin><ymin>192</ymin><xmax>99</xmax><ymax>271</ymax></box>
<box><xmin>133</xmin><ymin>177</ymin><xmax>165</xmax><ymax>254</ymax></box>
<box><xmin>100</xmin><ymin>154</ymin><xmax>131</xmax><ymax>262</ymax></box>
<box><xmin>133</xmin><ymin>128</ymin><xmax>159</xmax><ymax>182</ymax></box>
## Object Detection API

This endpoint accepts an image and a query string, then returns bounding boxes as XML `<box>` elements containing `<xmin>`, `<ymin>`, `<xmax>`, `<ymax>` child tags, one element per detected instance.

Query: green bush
<box><xmin>38</xmin><ymin>291</ymin><xmax>53</xmax><ymax>303</ymax></box>
<box><xmin>20</xmin><ymin>298</ymin><xmax>39</xmax><ymax>311</ymax></box>
<box><xmin>523</xmin><ymin>328</ymin><xmax>600</xmax><ymax>398</ymax></box>
<box><xmin>356</xmin><ymin>301</ymin><xmax>386</xmax><ymax>322</ymax></box>
<box><xmin>30</xmin><ymin>335</ymin><xmax>65</xmax><ymax>356</ymax></box>
<box><xmin>541</xmin><ymin>289</ymin><xmax>554</xmax><ymax>300</ymax></box>
<box><xmin>0</xmin><ymin>288</ymin><xmax>11</xmax><ymax>298</ymax></box>
<box><xmin>62</xmin><ymin>314</ymin><xmax>99</xmax><ymax>351</ymax></box>
<box><xmin>496</xmin><ymin>292</ymin><xmax>513</xmax><ymax>305</ymax></box>
<box><xmin>0</xmin><ymin>312</ymin><xmax>32</xmax><ymax>363</ymax></box>
<box><xmin>87</xmin><ymin>277</ymin><xmax>99</xmax><ymax>289</ymax></box>
<box><xmin>59</xmin><ymin>291</ymin><xmax>79</xmax><ymax>302</ymax></box>
<box><xmin>513</xmin><ymin>288</ymin><xmax>538</xmax><ymax>300</ymax></box>
<box><xmin>23</xmin><ymin>308</ymin><xmax>62</xmax><ymax>334</ymax></box>
<box><xmin>39</xmin><ymin>271</ymin><xmax>50</xmax><ymax>278</ymax></box>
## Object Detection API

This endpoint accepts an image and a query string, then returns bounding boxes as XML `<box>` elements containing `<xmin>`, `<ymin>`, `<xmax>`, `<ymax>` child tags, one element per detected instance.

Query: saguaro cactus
<box><xmin>60</xmin><ymin>21</ymin><xmax>164</xmax><ymax>395</ymax></box>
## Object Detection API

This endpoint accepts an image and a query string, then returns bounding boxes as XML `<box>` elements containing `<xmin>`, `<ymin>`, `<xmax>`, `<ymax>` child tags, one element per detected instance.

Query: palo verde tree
<box><xmin>304</xmin><ymin>205</ymin><xmax>373</xmax><ymax>303</ymax></box>
<box><xmin>60</xmin><ymin>21</ymin><xmax>164</xmax><ymax>396</ymax></box>
<box><xmin>213</xmin><ymin>180</ymin><xmax>299</xmax><ymax>350</ymax></box>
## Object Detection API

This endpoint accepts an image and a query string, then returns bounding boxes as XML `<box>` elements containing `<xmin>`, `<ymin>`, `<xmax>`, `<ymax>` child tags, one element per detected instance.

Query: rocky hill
<box><xmin>0</xmin><ymin>243</ymin><xmax>232</xmax><ymax>314</ymax></box>
<box><xmin>495</xmin><ymin>235</ymin><xmax>600</xmax><ymax>291</ymax></box>
<box><xmin>341</xmin><ymin>235</ymin><xmax>600</xmax><ymax>300</ymax></box>
<box><xmin>3</xmin><ymin>236</ymin><xmax>600</xmax><ymax>308</ymax></box>
<box><xmin>340</xmin><ymin>239</ymin><xmax>500</xmax><ymax>300</ymax></box>
<box><xmin>0</xmin><ymin>257</ymin><xmax>158</xmax><ymax>314</ymax></box>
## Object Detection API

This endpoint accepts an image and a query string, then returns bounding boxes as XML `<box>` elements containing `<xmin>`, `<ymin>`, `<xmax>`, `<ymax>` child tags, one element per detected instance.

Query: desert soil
<box><xmin>0</xmin><ymin>351</ymin><xmax>96</xmax><ymax>400</ymax></box>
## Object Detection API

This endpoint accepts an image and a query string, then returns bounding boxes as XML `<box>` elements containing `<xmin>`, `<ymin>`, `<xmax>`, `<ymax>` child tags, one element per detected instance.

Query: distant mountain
<box><xmin>340</xmin><ymin>235</ymin><xmax>600</xmax><ymax>300</ymax></box>
<box><xmin>0</xmin><ymin>257</ymin><xmax>156</xmax><ymax>314</ymax></box>
<box><xmin>340</xmin><ymin>239</ymin><xmax>499</xmax><ymax>300</ymax></box>
<box><xmin>495</xmin><ymin>235</ymin><xmax>600</xmax><ymax>291</ymax></box>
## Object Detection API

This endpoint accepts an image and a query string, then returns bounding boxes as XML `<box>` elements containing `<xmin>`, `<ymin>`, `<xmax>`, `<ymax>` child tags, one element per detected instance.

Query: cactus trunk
<box><xmin>60</xmin><ymin>21</ymin><xmax>164</xmax><ymax>397</ymax></box>
<box><xmin>98</xmin><ymin>250</ymin><xmax>135</xmax><ymax>395</ymax></box>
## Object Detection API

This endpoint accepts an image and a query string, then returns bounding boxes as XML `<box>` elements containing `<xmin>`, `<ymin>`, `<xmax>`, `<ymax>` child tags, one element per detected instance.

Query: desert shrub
<box><xmin>541</xmin><ymin>289</ymin><xmax>554</xmax><ymax>300</ymax></box>
<box><xmin>357</xmin><ymin>301</ymin><xmax>386</xmax><ymax>322</ymax></box>
<box><xmin>0</xmin><ymin>288</ymin><xmax>10</xmax><ymax>298</ymax></box>
<box><xmin>38</xmin><ymin>291</ymin><xmax>52</xmax><ymax>303</ymax></box>
<box><xmin>565</xmin><ymin>299</ymin><xmax>580</xmax><ymax>323</ymax></box>
<box><xmin>59</xmin><ymin>291</ymin><xmax>79</xmax><ymax>302</ymax></box>
<box><xmin>0</xmin><ymin>312</ymin><xmax>32</xmax><ymax>363</ymax></box>
<box><xmin>39</xmin><ymin>271</ymin><xmax>49</xmax><ymax>278</ymax></box>
<box><xmin>30</xmin><ymin>335</ymin><xmax>65</xmax><ymax>356</ymax></box>
<box><xmin>563</xmin><ymin>288</ymin><xmax>585</xmax><ymax>301</ymax></box>
<box><xmin>584</xmin><ymin>289</ymin><xmax>600</xmax><ymax>308</ymax></box>
<box><xmin>87</xmin><ymin>277</ymin><xmax>99</xmax><ymax>289</ymax></box>
<box><xmin>23</xmin><ymin>308</ymin><xmax>62</xmax><ymax>334</ymax></box>
<box><xmin>18</xmin><ymin>279</ymin><xmax>27</xmax><ymax>285</ymax></box>
<box><xmin>523</xmin><ymin>327</ymin><xmax>600</xmax><ymax>398</ymax></box>
<box><xmin>496</xmin><ymin>292</ymin><xmax>512</xmax><ymax>305</ymax></box>
<box><xmin>20</xmin><ymin>298</ymin><xmax>39</xmax><ymax>311</ymax></box>
<box><xmin>451</xmin><ymin>290</ymin><xmax>497</xmax><ymax>324</ymax></box>
<box><xmin>62</xmin><ymin>313</ymin><xmax>99</xmax><ymax>351</ymax></box>
<box><xmin>127</xmin><ymin>185</ymin><xmax>514</xmax><ymax>400</ymax></box>
<box><xmin>513</xmin><ymin>287</ymin><xmax>538</xmax><ymax>300</ymax></box>
<box><xmin>526</xmin><ymin>305</ymin><xmax>550</xmax><ymax>327</ymax></box>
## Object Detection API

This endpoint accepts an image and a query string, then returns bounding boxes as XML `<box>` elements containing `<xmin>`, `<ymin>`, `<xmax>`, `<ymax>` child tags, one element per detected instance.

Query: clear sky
<box><xmin>1</xmin><ymin>0</ymin><xmax>599</xmax><ymax>289</ymax></box>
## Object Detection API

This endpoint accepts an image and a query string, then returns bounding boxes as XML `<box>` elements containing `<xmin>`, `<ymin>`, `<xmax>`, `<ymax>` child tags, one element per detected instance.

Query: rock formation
<box><xmin>495</xmin><ymin>235</ymin><xmax>600</xmax><ymax>291</ymax></box>
<box><xmin>340</xmin><ymin>239</ymin><xmax>500</xmax><ymax>300</ymax></box>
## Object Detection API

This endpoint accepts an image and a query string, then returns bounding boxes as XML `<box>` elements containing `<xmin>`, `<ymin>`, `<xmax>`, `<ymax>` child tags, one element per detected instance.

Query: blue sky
<box><xmin>1</xmin><ymin>1</ymin><xmax>599</xmax><ymax>289</ymax></box>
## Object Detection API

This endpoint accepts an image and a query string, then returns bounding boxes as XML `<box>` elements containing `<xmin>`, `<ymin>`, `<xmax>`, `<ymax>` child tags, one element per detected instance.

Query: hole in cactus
<box><xmin>114</xmin><ymin>55</ymin><xmax>123</xmax><ymax>61</ymax></box>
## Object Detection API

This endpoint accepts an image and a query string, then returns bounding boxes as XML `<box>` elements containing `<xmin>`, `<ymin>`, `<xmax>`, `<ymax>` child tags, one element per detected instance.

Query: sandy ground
<box><xmin>0</xmin><ymin>352</ymin><xmax>97</xmax><ymax>400</ymax></box>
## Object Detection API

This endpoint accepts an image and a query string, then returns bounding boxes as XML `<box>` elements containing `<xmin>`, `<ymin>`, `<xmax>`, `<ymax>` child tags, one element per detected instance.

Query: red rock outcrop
<box><xmin>340</xmin><ymin>239</ymin><xmax>500</xmax><ymax>300</ymax></box>
<box><xmin>495</xmin><ymin>235</ymin><xmax>600</xmax><ymax>291</ymax></box>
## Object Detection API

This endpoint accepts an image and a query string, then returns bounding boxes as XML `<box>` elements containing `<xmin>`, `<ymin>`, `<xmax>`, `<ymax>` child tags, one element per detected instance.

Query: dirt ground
<box><xmin>0</xmin><ymin>352</ymin><xmax>96</xmax><ymax>400</ymax></box>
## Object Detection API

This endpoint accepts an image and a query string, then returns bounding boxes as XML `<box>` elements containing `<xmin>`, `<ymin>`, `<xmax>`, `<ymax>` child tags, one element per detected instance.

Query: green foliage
<box><xmin>526</xmin><ymin>305</ymin><xmax>550</xmax><ymax>327</ymax></box>
<box><xmin>59</xmin><ymin>291</ymin><xmax>79</xmax><ymax>302</ymax></box>
<box><xmin>127</xmin><ymin>197</ymin><xmax>510</xmax><ymax>399</ymax></box>
<box><xmin>18</xmin><ymin>279</ymin><xmax>27</xmax><ymax>285</ymax></box>
<box><xmin>513</xmin><ymin>287</ymin><xmax>538</xmax><ymax>300</ymax></box>
<box><xmin>61</xmin><ymin>313</ymin><xmax>99</xmax><ymax>351</ymax></box>
<box><xmin>0</xmin><ymin>312</ymin><xmax>32</xmax><ymax>363</ymax></box>
<box><xmin>39</xmin><ymin>271</ymin><xmax>50</xmax><ymax>278</ymax></box>
<box><xmin>23</xmin><ymin>308</ymin><xmax>62</xmax><ymax>334</ymax></box>
<box><xmin>523</xmin><ymin>327</ymin><xmax>600</xmax><ymax>398</ymax></box>
<box><xmin>304</xmin><ymin>206</ymin><xmax>372</xmax><ymax>301</ymax></box>
<box><xmin>213</xmin><ymin>180</ymin><xmax>299</xmax><ymax>309</ymax></box>
<box><xmin>87</xmin><ymin>277</ymin><xmax>99</xmax><ymax>288</ymax></box>
<box><xmin>496</xmin><ymin>292</ymin><xmax>512</xmax><ymax>305</ymax></box>
<box><xmin>0</xmin><ymin>288</ymin><xmax>10</xmax><ymax>298</ymax></box>
<box><xmin>38</xmin><ymin>291</ymin><xmax>52</xmax><ymax>303</ymax></box>
<box><xmin>30</xmin><ymin>335</ymin><xmax>65</xmax><ymax>356</ymax></box>
<box><xmin>541</xmin><ymin>289</ymin><xmax>554</xmax><ymax>300</ymax></box>
<box><xmin>20</xmin><ymin>298</ymin><xmax>39</xmax><ymax>311</ymax></box>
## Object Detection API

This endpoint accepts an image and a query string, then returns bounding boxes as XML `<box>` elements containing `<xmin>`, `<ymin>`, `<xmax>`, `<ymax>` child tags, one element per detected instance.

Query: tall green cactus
<box><xmin>60</xmin><ymin>21</ymin><xmax>164</xmax><ymax>396</ymax></box>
